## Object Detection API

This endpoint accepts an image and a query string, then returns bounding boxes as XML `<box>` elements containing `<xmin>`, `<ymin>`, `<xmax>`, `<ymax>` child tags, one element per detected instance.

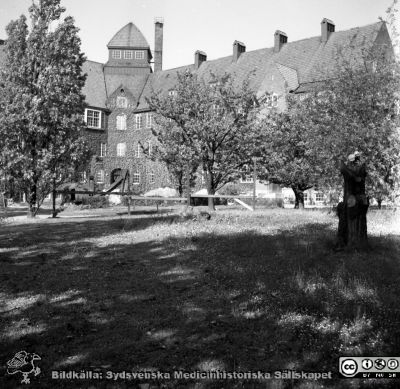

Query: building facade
<box><xmin>0</xmin><ymin>18</ymin><xmax>393</xmax><ymax>199</ymax></box>
<box><xmin>79</xmin><ymin>18</ymin><xmax>392</xmax><ymax>196</ymax></box>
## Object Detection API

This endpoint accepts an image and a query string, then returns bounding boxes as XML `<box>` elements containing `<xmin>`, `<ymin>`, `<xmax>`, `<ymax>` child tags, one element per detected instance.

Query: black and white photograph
<box><xmin>0</xmin><ymin>0</ymin><xmax>399</xmax><ymax>387</ymax></box>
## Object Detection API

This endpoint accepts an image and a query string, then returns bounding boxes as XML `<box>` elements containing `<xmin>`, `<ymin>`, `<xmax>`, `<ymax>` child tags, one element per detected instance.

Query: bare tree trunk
<box><xmin>207</xmin><ymin>183</ymin><xmax>215</xmax><ymax>211</ymax></box>
<box><xmin>346</xmin><ymin>197</ymin><xmax>369</xmax><ymax>249</ymax></box>
<box><xmin>52</xmin><ymin>178</ymin><xmax>57</xmax><ymax>218</ymax></box>
<box><xmin>337</xmin><ymin>161</ymin><xmax>369</xmax><ymax>250</ymax></box>
<box><xmin>292</xmin><ymin>186</ymin><xmax>304</xmax><ymax>209</ymax></box>
<box><xmin>27</xmin><ymin>181</ymin><xmax>37</xmax><ymax>218</ymax></box>
<box><xmin>377</xmin><ymin>198</ymin><xmax>382</xmax><ymax>210</ymax></box>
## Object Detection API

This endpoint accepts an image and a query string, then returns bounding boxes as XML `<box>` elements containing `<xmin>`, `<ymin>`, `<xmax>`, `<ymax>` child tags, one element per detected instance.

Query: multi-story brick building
<box><xmin>80</xmin><ymin>17</ymin><xmax>393</xmax><ymax>197</ymax></box>
<box><xmin>0</xmin><ymin>18</ymin><xmax>393</xmax><ymax>199</ymax></box>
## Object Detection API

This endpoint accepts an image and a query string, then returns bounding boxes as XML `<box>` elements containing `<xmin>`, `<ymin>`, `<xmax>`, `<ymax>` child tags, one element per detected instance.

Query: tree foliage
<box><xmin>0</xmin><ymin>0</ymin><xmax>90</xmax><ymax>217</ymax></box>
<box><xmin>147</xmin><ymin>71</ymin><xmax>259</xmax><ymax>209</ymax></box>
<box><xmin>257</xmin><ymin>97</ymin><xmax>322</xmax><ymax>208</ymax></box>
<box><xmin>258</xmin><ymin>34</ymin><xmax>400</xmax><ymax>208</ymax></box>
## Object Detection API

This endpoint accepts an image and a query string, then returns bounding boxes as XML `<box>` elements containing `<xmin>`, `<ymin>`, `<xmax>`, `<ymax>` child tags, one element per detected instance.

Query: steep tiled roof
<box><xmin>105</xmin><ymin>74</ymin><xmax>149</xmax><ymax>106</ymax></box>
<box><xmin>135</xmin><ymin>21</ymin><xmax>385</xmax><ymax>110</ymax></box>
<box><xmin>81</xmin><ymin>60</ymin><xmax>107</xmax><ymax>109</ymax></box>
<box><xmin>107</xmin><ymin>23</ymin><xmax>149</xmax><ymax>48</ymax></box>
<box><xmin>276</xmin><ymin>63</ymin><xmax>299</xmax><ymax>91</ymax></box>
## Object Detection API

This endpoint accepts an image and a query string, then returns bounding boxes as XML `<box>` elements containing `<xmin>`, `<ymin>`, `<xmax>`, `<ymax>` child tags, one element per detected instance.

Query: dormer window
<box><xmin>135</xmin><ymin>51</ymin><xmax>145</xmax><ymax>59</ymax></box>
<box><xmin>261</xmin><ymin>93</ymin><xmax>278</xmax><ymax>108</ymax></box>
<box><xmin>124</xmin><ymin>50</ymin><xmax>133</xmax><ymax>59</ymax></box>
<box><xmin>112</xmin><ymin>50</ymin><xmax>121</xmax><ymax>59</ymax></box>
<box><xmin>85</xmin><ymin>108</ymin><xmax>102</xmax><ymax>129</ymax></box>
<box><xmin>169</xmin><ymin>90</ymin><xmax>177</xmax><ymax>97</ymax></box>
<box><xmin>117</xmin><ymin>96</ymin><xmax>127</xmax><ymax>108</ymax></box>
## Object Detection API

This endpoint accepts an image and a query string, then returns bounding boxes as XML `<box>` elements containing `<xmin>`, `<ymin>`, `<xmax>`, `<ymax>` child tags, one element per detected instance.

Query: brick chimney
<box><xmin>274</xmin><ymin>30</ymin><xmax>287</xmax><ymax>53</ymax></box>
<box><xmin>195</xmin><ymin>50</ymin><xmax>207</xmax><ymax>69</ymax></box>
<box><xmin>233</xmin><ymin>40</ymin><xmax>246</xmax><ymax>62</ymax></box>
<box><xmin>321</xmin><ymin>18</ymin><xmax>335</xmax><ymax>43</ymax></box>
<box><xmin>154</xmin><ymin>17</ymin><xmax>164</xmax><ymax>72</ymax></box>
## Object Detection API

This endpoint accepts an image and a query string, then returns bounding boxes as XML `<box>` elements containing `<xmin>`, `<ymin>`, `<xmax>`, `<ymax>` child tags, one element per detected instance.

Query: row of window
<box><xmin>116</xmin><ymin>142</ymin><xmax>152</xmax><ymax>157</ymax></box>
<box><xmin>303</xmin><ymin>192</ymin><xmax>324</xmax><ymax>203</ymax></box>
<box><xmin>112</xmin><ymin>50</ymin><xmax>145</xmax><ymax>60</ymax></box>
<box><xmin>95</xmin><ymin>170</ymin><xmax>154</xmax><ymax>185</ymax></box>
<box><xmin>85</xmin><ymin>109</ymin><xmax>153</xmax><ymax>130</ymax></box>
<box><xmin>116</xmin><ymin>113</ymin><xmax>153</xmax><ymax>130</ymax></box>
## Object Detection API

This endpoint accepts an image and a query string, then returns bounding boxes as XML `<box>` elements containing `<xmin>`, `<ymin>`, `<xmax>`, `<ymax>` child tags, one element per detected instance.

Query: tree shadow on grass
<box><xmin>0</xmin><ymin>217</ymin><xmax>399</xmax><ymax>388</ymax></box>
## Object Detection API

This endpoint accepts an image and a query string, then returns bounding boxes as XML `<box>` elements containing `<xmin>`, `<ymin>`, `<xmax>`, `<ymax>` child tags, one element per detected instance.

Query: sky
<box><xmin>0</xmin><ymin>0</ymin><xmax>397</xmax><ymax>70</ymax></box>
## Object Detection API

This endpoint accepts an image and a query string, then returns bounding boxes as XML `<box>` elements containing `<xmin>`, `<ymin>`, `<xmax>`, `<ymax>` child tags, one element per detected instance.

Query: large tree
<box><xmin>256</xmin><ymin>96</ymin><xmax>322</xmax><ymax>209</ymax></box>
<box><xmin>258</xmin><ymin>34</ymin><xmax>400</xmax><ymax>209</ymax></box>
<box><xmin>147</xmin><ymin>71</ymin><xmax>259</xmax><ymax>210</ymax></box>
<box><xmin>311</xmin><ymin>44</ymin><xmax>400</xmax><ymax>205</ymax></box>
<box><xmin>0</xmin><ymin>0</ymin><xmax>90</xmax><ymax>217</ymax></box>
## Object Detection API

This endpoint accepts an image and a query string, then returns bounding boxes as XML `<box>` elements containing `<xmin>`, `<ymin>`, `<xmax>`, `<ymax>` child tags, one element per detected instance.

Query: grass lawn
<box><xmin>0</xmin><ymin>205</ymin><xmax>399</xmax><ymax>388</ymax></box>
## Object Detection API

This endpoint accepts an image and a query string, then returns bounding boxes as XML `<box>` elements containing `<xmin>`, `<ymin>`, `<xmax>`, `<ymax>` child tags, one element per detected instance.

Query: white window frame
<box><xmin>133</xmin><ymin>172</ymin><xmax>140</xmax><ymax>184</ymax></box>
<box><xmin>315</xmin><ymin>192</ymin><xmax>324</xmax><ymax>203</ymax></box>
<box><xmin>135</xmin><ymin>114</ymin><xmax>143</xmax><ymax>129</ymax></box>
<box><xmin>168</xmin><ymin>90</ymin><xmax>177</xmax><ymax>97</ymax></box>
<box><xmin>116</xmin><ymin>114</ymin><xmax>127</xmax><ymax>130</ymax></box>
<box><xmin>263</xmin><ymin>93</ymin><xmax>278</xmax><ymax>108</ymax></box>
<box><xmin>149</xmin><ymin>172</ymin><xmax>155</xmax><ymax>184</ymax></box>
<box><xmin>100</xmin><ymin>143</ymin><xmax>107</xmax><ymax>157</ymax></box>
<box><xmin>117</xmin><ymin>143</ymin><xmax>126</xmax><ymax>157</ymax></box>
<box><xmin>135</xmin><ymin>50</ymin><xmax>145</xmax><ymax>59</ymax></box>
<box><xmin>79</xmin><ymin>171</ymin><xmax>87</xmax><ymax>183</ymax></box>
<box><xmin>112</xmin><ymin>50</ymin><xmax>121</xmax><ymax>59</ymax></box>
<box><xmin>146</xmin><ymin>113</ymin><xmax>153</xmax><ymax>128</ymax></box>
<box><xmin>136</xmin><ymin>143</ymin><xmax>141</xmax><ymax>158</ymax></box>
<box><xmin>96</xmin><ymin>170</ymin><xmax>104</xmax><ymax>184</ymax></box>
<box><xmin>116</xmin><ymin>96</ymin><xmax>127</xmax><ymax>108</ymax></box>
<box><xmin>240</xmin><ymin>174</ymin><xmax>253</xmax><ymax>184</ymax></box>
<box><xmin>124</xmin><ymin>50</ymin><xmax>133</xmax><ymax>59</ymax></box>
<box><xmin>85</xmin><ymin>108</ymin><xmax>102</xmax><ymax>129</ymax></box>
<box><xmin>303</xmin><ymin>192</ymin><xmax>308</xmax><ymax>203</ymax></box>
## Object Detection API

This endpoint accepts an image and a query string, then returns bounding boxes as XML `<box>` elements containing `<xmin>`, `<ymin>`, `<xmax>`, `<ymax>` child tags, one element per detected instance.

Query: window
<box><xmin>168</xmin><ymin>90</ymin><xmax>177</xmax><ymax>97</ymax></box>
<box><xmin>116</xmin><ymin>114</ymin><xmax>126</xmax><ymax>130</ymax></box>
<box><xmin>212</xmin><ymin>104</ymin><xmax>223</xmax><ymax>115</ymax></box>
<box><xmin>303</xmin><ymin>192</ymin><xmax>308</xmax><ymax>203</ymax></box>
<box><xmin>124</xmin><ymin>50</ymin><xmax>133</xmax><ymax>59</ymax></box>
<box><xmin>100</xmin><ymin>143</ymin><xmax>107</xmax><ymax>157</ymax></box>
<box><xmin>112</xmin><ymin>50</ymin><xmax>121</xmax><ymax>59</ymax></box>
<box><xmin>135</xmin><ymin>50</ymin><xmax>144</xmax><ymax>59</ymax></box>
<box><xmin>149</xmin><ymin>172</ymin><xmax>155</xmax><ymax>184</ymax></box>
<box><xmin>117</xmin><ymin>143</ymin><xmax>126</xmax><ymax>157</ymax></box>
<box><xmin>79</xmin><ymin>171</ymin><xmax>87</xmax><ymax>183</ymax></box>
<box><xmin>96</xmin><ymin>169</ymin><xmax>104</xmax><ymax>184</ymax></box>
<box><xmin>146</xmin><ymin>113</ymin><xmax>153</xmax><ymax>128</ymax></box>
<box><xmin>240</xmin><ymin>174</ymin><xmax>253</xmax><ymax>183</ymax></box>
<box><xmin>315</xmin><ymin>192</ymin><xmax>324</xmax><ymax>203</ymax></box>
<box><xmin>85</xmin><ymin>109</ymin><xmax>102</xmax><ymax>129</ymax></box>
<box><xmin>135</xmin><ymin>114</ymin><xmax>143</xmax><ymax>129</ymax></box>
<box><xmin>116</xmin><ymin>96</ymin><xmax>127</xmax><ymax>108</ymax></box>
<box><xmin>133</xmin><ymin>172</ymin><xmax>140</xmax><ymax>184</ymax></box>
<box><xmin>264</xmin><ymin>93</ymin><xmax>278</xmax><ymax>108</ymax></box>
<box><xmin>136</xmin><ymin>143</ymin><xmax>141</xmax><ymax>158</ymax></box>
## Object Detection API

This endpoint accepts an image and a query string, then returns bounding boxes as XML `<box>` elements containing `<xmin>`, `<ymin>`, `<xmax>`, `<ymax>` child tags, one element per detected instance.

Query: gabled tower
<box><xmin>105</xmin><ymin>22</ymin><xmax>152</xmax><ymax>76</ymax></box>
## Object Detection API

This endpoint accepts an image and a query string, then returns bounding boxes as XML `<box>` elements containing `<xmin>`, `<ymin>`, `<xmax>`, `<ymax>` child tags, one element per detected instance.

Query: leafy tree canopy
<box><xmin>147</xmin><ymin>71</ymin><xmax>260</xmax><ymax>209</ymax></box>
<box><xmin>0</xmin><ymin>0</ymin><xmax>90</xmax><ymax>217</ymax></box>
